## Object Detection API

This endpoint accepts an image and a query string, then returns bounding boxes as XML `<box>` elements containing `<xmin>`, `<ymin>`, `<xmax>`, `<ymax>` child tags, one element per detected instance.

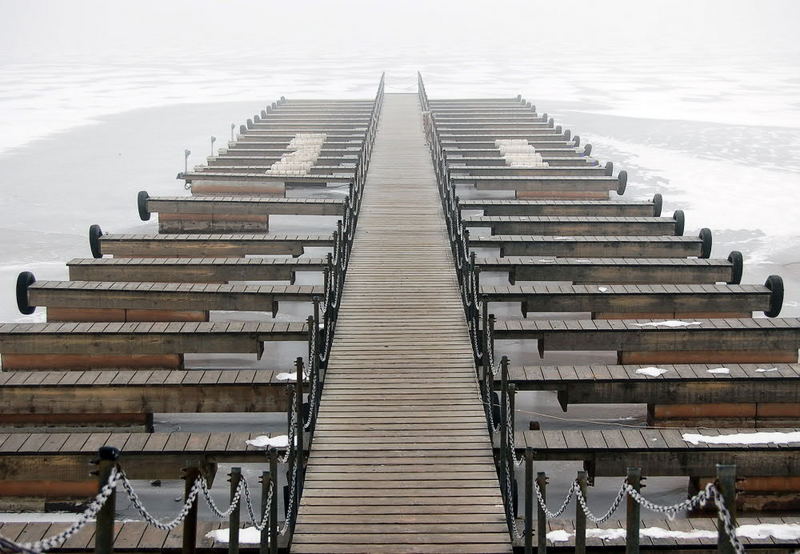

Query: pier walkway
<box><xmin>291</xmin><ymin>94</ymin><xmax>511</xmax><ymax>553</ymax></box>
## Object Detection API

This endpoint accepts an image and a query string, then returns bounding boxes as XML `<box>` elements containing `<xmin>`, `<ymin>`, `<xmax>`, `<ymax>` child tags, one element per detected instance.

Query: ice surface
<box><xmin>682</xmin><ymin>431</ymin><xmax>800</xmax><ymax>445</ymax></box>
<box><xmin>706</xmin><ymin>367</ymin><xmax>731</xmax><ymax>374</ymax></box>
<box><xmin>635</xmin><ymin>367</ymin><xmax>669</xmax><ymax>377</ymax></box>
<box><xmin>205</xmin><ymin>527</ymin><xmax>262</xmax><ymax>544</ymax></box>
<box><xmin>633</xmin><ymin>320</ymin><xmax>701</xmax><ymax>327</ymax></box>
<box><xmin>245</xmin><ymin>435</ymin><xmax>289</xmax><ymax>448</ymax></box>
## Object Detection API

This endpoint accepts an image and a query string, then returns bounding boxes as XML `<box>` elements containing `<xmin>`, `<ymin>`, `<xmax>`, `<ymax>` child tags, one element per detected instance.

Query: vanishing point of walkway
<box><xmin>291</xmin><ymin>94</ymin><xmax>511</xmax><ymax>552</ymax></box>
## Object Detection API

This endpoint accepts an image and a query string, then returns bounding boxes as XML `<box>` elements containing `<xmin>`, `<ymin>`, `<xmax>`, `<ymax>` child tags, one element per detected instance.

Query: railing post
<box><xmin>499</xmin><ymin>356</ymin><xmax>509</xmax><ymax>503</ymax></box>
<box><xmin>295</xmin><ymin>356</ymin><xmax>305</xmax><ymax>496</ymax></box>
<box><xmin>269</xmin><ymin>449</ymin><xmax>278</xmax><ymax>554</ymax></box>
<box><xmin>228</xmin><ymin>467</ymin><xmax>241</xmax><ymax>554</ymax></box>
<box><xmin>182</xmin><ymin>467</ymin><xmax>200</xmax><ymax>554</ymax></box>
<box><xmin>509</xmin><ymin>382</ymin><xmax>517</xmax><ymax>518</ymax></box>
<box><xmin>626</xmin><ymin>467</ymin><xmax>641</xmax><ymax>554</ymax></box>
<box><xmin>259</xmin><ymin>470</ymin><xmax>270</xmax><ymax>554</ymax></box>
<box><xmin>524</xmin><ymin>447</ymin><xmax>533</xmax><ymax>554</ymax></box>
<box><xmin>94</xmin><ymin>446</ymin><xmax>119</xmax><ymax>554</ymax></box>
<box><xmin>717</xmin><ymin>464</ymin><xmax>737</xmax><ymax>554</ymax></box>
<box><xmin>575</xmin><ymin>471</ymin><xmax>587</xmax><ymax>554</ymax></box>
<box><xmin>536</xmin><ymin>472</ymin><xmax>548</xmax><ymax>554</ymax></box>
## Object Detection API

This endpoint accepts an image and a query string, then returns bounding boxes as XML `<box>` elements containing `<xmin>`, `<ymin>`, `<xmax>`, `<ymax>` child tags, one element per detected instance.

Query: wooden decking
<box><xmin>291</xmin><ymin>94</ymin><xmax>511</xmax><ymax>552</ymax></box>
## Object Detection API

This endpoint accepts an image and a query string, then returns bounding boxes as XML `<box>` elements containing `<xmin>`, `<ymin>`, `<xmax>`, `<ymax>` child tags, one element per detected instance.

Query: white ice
<box><xmin>682</xmin><ymin>431</ymin><xmax>800</xmax><ymax>446</ymax></box>
<box><xmin>633</xmin><ymin>320</ymin><xmax>701</xmax><ymax>327</ymax></box>
<box><xmin>205</xmin><ymin>527</ymin><xmax>262</xmax><ymax>544</ymax></box>
<box><xmin>706</xmin><ymin>367</ymin><xmax>731</xmax><ymax>374</ymax></box>
<box><xmin>635</xmin><ymin>367</ymin><xmax>669</xmax><ymax>377</ymax></box>
<box><xmin>547</xmin><ymin>524</ymin><xmax>800</xmax><ymax>543</ymax></box>
<box><xmin>275</xmin><ymin>372</ymin><xmax>307</xmax><ymax>381</ymax></box>
<box><xmin>245</xmin><ymin>435</ymin><xmax>289</xmax><ymax>448</ymax></box>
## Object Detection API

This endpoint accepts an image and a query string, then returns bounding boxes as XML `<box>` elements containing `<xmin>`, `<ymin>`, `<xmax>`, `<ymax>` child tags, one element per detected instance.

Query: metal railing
<box><xmin>417</xmin><ymin>72</ymin><xmax>747</xmax><ymax>554</ymax></box>
<box><xmin>0</xmin><ymin>75</ymin><xmax>386</xmax><ymax>554</ymax></box>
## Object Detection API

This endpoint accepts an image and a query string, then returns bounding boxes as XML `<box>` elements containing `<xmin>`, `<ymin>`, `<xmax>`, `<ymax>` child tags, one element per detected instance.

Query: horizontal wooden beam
<box><xmin>453</xmin><ymin>175</ymin><xmax>625</xmax><ymax>194</ymax></box>
<box><xmin>481</xmin><ymin>282</ymin><xmax>778</xmax><ymax>317</ymax></box>
<box><xmin>67</xmin><ymin>256</ymin><xmax>326</xmax><ymax>283</ymax></box>
<box><xmin>505</xmin><ymin>363</ymin><xmax>800</xmax><ymax>406</ymax></box>
<box><xmin>0</xmin><ymin>321</ymin><xmax>307</xmax><ymax>356</ymax></box>
<box><xmin>142</xmin><ymin>195</ymin><xmax>345</xmax><ymax>218</ymax></box>
<box><xmin>513</xmin><ymin>429</ymin><xmax>800</xmax><ymax>477</ymax></box>
<box><xmin>448</xmin><ymin>155</ymin><xmax>595</xmax><ymax>167</ymax></box>
<box><xmin>450</xmin><ymin>166</ymin><xmax>608</xmax><ymax>176</ymax></box>
<box><xmin>491</xmin><ymin>317</ymin><xmax>800</xmax><ymax>361</ymax></box>
<box><xmin>470</xmin><ymin>234</ymin><xmax>707</xmax><ymax>258</ymax></box>
<box><xmin>477</xmin><ymin>255</ymin><xmax>739</xmax><ymax>285</ymax></box>
<box><xmin>0</xmin><ymin>368</ymin><xmax>296</xmax><ymax>417</ymax></box>
<box><xmin>460</xmin><ymin>198</ymin><xmax>659</xmax><ymax>217</ymax></box>
<box><xmin>93</xmin><ymin>230</ymin><xmax>333</xmax><ymax>258</ymax></box>
<box><xmin>0</xmin><ymin>431</ymin><xmax>280</xmax><ymax>482</ymax></box>
<box><xmin>465</xmin><ymin>215</ymin><xmax>680</xmax><ymax>236</ymax></box>
<box><xmin>24</xmin><ymin>280</ymin><xmax>322</xmax><ymax>314</ymax></box>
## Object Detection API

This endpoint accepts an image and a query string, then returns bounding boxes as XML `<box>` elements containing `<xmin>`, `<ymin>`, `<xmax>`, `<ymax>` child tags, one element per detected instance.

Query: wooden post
<box><xmin>182</xmin><ymin>467</ymin><xmax>200</xmax><ymax>554</ymax></box>
<box><xmin>499</xmin><ymin>356</ymin><xmax>509</xmax><ymax>504</ymax></box>
<box><xmin>717</xmin><ymin>464</ymin><xmax>737</xmax><ymax>554</ymax></box>
<box><xmin>295</xmin><ymin>356</ymin><xmax>305</xmax><ymax>498</ymax></box>
<box><xmin>536</xmin><ymin>472</ymin><xmax>547</xmax><ymax>554</ymax></box>
<box><xmin>259</xmin><ymin>470</ymin><xmax>269</xmax><ymax>554</ymax></box>
<box><xmin>94</xmin><ymin>446</ymin><xmax>119</xmax><ymax>554</ymax></box>
<box><xmin>626</xmin><ymin>467</ymin><xmax>641</xmax><ymax>554</ymax></box>
<box><xmin>524</xmin><ymin>447</ymin><xmax>533</xmax><ymax>554</ymax></box>
<box><xmin>575</xmin><ymin>471</ymin><xmax>587</xmax><ymax>554</ymax></box>
<box><xmin>269</xmin><ymin>449</ymin><xmax>278</xmax><ymax>554</ymax></box>
<box><xmin>508</xmin><ymin>382</ymin><xmax>517</xmax><ymax>518</ymax></box>
<box><xmin>228</xmin><ymin>467</ymin><xmax>241</xmax><ymax>554</ymax></box>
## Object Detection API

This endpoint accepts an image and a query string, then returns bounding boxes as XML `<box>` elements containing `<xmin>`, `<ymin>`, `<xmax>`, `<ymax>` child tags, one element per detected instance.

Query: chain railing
<box><xmin>0</xmin><ymin>76</ymin><xmax>387</xmax><ymax>554</ymax></box>
<box><xmin>418</xmin><ymin>73</ymin><xmax>749</xmax><ymax>554</ymax></box>
<box><xmin>519</xmin><ymin>454</ymin><xmax>745</xmax><ymax>554</ymax></box>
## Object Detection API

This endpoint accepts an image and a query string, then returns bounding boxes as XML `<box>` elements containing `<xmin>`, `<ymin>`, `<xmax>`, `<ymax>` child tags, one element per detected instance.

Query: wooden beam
<box><xmin>67</xmin><ymin>256</ymin><xmax>326</xmax><ymax>283</ymax></box>
<box><xmin>477</xmin><ymin>256</ymin><xmax>737</xmax><ymax>285</ymax></box>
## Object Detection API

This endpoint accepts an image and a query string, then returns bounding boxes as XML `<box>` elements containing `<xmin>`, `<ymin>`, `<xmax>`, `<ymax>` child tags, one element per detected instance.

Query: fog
<box><xmin>0</xmin><ymin>0</ymin><xmax>799</xmax><ymax>521</ymax></box>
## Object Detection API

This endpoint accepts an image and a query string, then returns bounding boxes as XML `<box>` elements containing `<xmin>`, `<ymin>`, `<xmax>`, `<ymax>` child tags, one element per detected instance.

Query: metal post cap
<box><xmin>98</xmin><ymin>446</ymin><xmax>120</xmax><ymax>461</ymax></box>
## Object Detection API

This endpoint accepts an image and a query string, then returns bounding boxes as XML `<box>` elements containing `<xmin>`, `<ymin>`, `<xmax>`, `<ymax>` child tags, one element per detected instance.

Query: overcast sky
<box><xmin>2</xmin><ymin>0</ymin><xmax>799</xmax><ymax>63</ymax></box>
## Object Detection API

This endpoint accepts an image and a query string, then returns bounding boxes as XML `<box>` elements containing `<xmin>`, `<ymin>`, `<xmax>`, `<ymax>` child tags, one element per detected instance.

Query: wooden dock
<box><xmin>291</xmin><ymin>94</ymin><xmax>511</xmax><ymax>553</ymax></box>
<box><xmin>2</xmin><ymin>76</ymin><xmax>800</xmax><ymax>553</ymax></box>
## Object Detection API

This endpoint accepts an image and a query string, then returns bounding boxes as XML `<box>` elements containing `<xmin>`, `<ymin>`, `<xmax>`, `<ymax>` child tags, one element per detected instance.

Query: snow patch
<box><xmin>636</xmin><ymin>367</ymin><xmax>669</xmax><ymax>377</ymax></box>
<box><xmin>633</xmin><ymin>320</ymin><xmax>701</xmax><ymax>328</ymax></box>
<box><xmin>756</xmin><ymin>367</ymin><xmax>779</xmax><ymax>373</ymax></box>
<box><xmin>682</xmin><ymin>431</ymin><xmax>800</xmax><ymax>446</ymax></box>
<box><xmin>548</xmin><ymin>523</ymin><xmax>800</xmax><ymax>543</ymax></box>
<box><xmin>598</xmin><ymin>286</ymin><xmax>609</xmax><ymax>293</ymax></box>
<box><xmin>205</xmin><ymin>527</ymin><xmax>262</xmax><ymax>544</ymax></box>
<box><xmin>737</xmin><ymin>523</ymin><xmax>800</xmax><ymax>540</ymax></box>
<box><xmin>246</xmin><ymin>435</ymin><xmax>289</xmax><ymax>449</ymax></box>
<box><xmin>706</xmin><ymin>367</ymin><xmax>731</xmax><ymax>374</ymax></box>
<box><xmin>275</xmin><ymin>372</ymin><xmax>307</xmax><ymax>382</ymax></box>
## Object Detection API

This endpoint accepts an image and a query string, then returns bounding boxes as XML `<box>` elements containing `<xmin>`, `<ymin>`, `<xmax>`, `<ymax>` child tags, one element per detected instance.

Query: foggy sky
<box><xmin>2</xmin><ymin>0</ymin><xmax>799</xmax><ymax>64</ymax></box>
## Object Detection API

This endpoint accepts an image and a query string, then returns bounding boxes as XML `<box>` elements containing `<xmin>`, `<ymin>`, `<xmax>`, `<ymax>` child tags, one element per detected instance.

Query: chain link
<box><xmin>533</xmin><ymin>479</ymin><xmax>576</xmax><ymax>519</ymax></box>
<box><xmin>10</xmin><ymin>467</ymin><xmax>121</xmax><ymax>553</ymax></box>
<box><xmin>240</xmin><ymin>478</ymin><xmax>273</xmax><ymax>531</ymax></box>
<box><xmin>575</xmin><ymin>481</ymin><xmax>628</xmax><ymax>524</ymax></box>
<box><xmin>119</xmin><ymin>471</ymin><xmax>200</xmax><ymax>531</ymax></box>
<box><xmin>198</xmin><ymin>477</ymin><xmax>243</xmax><ymax>519</ymax></box>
